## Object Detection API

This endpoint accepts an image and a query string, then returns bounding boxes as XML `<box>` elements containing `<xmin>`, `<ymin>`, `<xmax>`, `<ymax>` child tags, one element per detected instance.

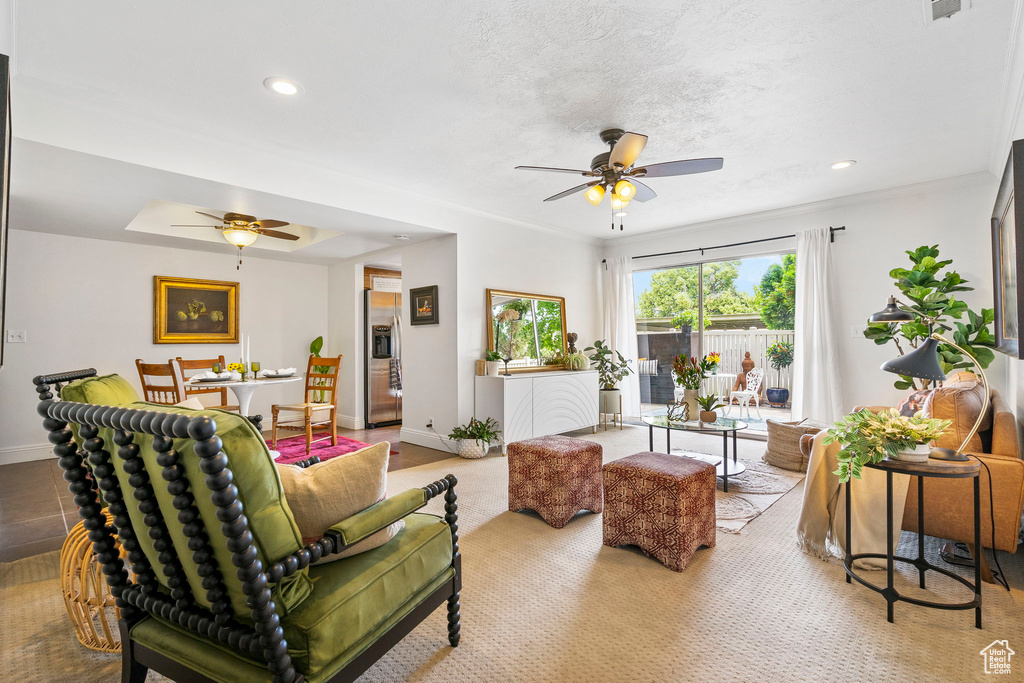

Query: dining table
<box><xmin>186</xmin><ymin>375</ymin><xmax>303</xmax><ymax>416</ymax></box>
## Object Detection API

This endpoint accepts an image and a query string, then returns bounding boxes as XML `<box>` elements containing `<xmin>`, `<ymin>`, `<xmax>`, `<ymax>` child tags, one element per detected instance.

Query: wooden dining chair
<box><xmin>175</xmin><ymin>355</ymin><xmax>240</xmax><ymax>411</ymax></box>
<box><xmin>271</xmin><ymin>354</ymin><xmax>343</xmax><ymax>456</ymax></box>
<box><xmin>134</xmin><ymin>359</ymin><xmax>185</xmax><ymax>405</ymax></box>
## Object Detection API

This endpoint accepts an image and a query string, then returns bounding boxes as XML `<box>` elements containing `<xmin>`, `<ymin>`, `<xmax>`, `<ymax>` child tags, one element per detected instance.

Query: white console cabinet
<box><xmin>474</xmin><ymin>370</ymin><xmax>599</xmax><ymax>453</ymax></box>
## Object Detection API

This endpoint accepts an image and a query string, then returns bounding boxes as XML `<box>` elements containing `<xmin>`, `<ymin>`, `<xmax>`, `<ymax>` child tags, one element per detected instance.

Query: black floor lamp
<box><xmin>868</xmin><ymin>297</ymin><xmax>984</xmax><ymax>462</ymax></box>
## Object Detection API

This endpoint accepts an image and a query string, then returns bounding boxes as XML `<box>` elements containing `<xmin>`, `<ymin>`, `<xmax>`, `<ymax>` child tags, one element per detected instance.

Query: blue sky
<box><xmin>632</xmin><ymin>255</ymin><xmax>785</xmax><ymax>306</ymax></box>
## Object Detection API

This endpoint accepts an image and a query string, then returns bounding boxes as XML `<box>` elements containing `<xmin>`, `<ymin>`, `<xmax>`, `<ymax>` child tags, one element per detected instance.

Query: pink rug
<box><xmin>272</xmin><ymin>434</ymin><xmax>395</xmax><ymax>465</ymax></box>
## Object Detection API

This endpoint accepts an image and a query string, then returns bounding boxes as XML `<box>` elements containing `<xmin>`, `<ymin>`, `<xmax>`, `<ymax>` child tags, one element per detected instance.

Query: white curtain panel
<box><xmin>792</xmin><ymin>227</ymin><xmax>845</xmax><ymax>424</ymax></box>
<box><xmin>602</xmin><ymin>256</ymin><xmax>642</xmax><ymax>417</ymax></box>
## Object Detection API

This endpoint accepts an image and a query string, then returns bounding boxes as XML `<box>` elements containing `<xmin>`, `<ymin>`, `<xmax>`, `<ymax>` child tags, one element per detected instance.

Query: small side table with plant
<box><xmin>448</xmin><ymin>417</ymin><xmax>502</xmax><ymax>459</ymax></box>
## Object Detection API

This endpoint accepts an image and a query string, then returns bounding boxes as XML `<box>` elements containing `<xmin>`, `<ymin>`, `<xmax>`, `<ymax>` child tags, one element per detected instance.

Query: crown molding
<box><xmin>603</xmin><ymin>171</ymin><xmax>997</xmax><ymax>248</ymax></box>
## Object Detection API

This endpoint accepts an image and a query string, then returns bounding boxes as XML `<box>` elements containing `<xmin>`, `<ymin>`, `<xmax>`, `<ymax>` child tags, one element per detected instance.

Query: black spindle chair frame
<box><xmin>37</xmin><ymin>388</ymin><xmax>461</xmax><ymax>683</ymax></box>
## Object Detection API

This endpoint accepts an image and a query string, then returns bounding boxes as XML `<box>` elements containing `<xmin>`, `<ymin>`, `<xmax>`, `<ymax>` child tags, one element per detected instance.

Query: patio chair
<box><xmin>727</xmin><ymin>367</ymin><xmax>763</xmax><ymax>420</ymax></box>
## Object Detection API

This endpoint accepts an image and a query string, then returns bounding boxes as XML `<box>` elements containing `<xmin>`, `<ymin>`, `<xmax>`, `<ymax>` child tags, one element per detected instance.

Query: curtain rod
<box><xmin>601</xmin><ymin>226</ymin><xmax>845</xmax><ymax>263</ymax></box>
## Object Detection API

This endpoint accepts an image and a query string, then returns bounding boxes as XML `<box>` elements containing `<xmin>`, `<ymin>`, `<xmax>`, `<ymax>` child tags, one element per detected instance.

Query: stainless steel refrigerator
<box><xmin>364</xmin><ymin>289</ymin><xmax>403</xmax><ymax>428</ymax></box>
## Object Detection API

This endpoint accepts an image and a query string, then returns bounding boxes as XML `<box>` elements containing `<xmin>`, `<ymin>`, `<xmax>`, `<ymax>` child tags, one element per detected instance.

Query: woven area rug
<box><xmin>272</xmin><ymin>435</ymin><xmax>395</xmax><ymax>465</ymax></box>
<box><xmin>670</xmin><ymin>448</ymin><xmax>805</xmax><ymax>532</ymax></box>
<box><xmin>3</xmin><ymin>424</ymin><xmax>1021</xmax><ymax>682</ymax></box>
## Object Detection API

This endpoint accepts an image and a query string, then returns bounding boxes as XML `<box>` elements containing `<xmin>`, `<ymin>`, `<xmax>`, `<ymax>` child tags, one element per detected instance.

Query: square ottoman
<box><xmin>602</xmin><ymin>452</ymin><xmax>716</xmax><ymax>571</ymax></box>
<box><xmin>508</xmin><ymin>435</ymin><xmax>604</xmax><ymax>528</ymax></box>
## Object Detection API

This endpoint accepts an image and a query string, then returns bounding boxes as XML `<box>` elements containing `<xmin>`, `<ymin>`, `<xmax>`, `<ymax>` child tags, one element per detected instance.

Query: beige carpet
<box><xmin>3</xmin><ymin>425</ymin><xmax>1022</xmax><ymax>682</ymax></box>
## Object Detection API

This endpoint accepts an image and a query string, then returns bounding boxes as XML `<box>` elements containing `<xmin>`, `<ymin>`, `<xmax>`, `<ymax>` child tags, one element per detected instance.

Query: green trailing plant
<box><xmin>585</xmin><ymin>339</ymin><xmax>633</xmax><ymax>390</ymax></box>
<box><xmin>823</xmin><ymin>408</ymin><xmax>952</xmax><ymax>482</ymax></box>
<box><xmin>863</xmin><ymin>246</ymin><xmax>995</xmax><ymax>390</ymax></box>
<box><xmin>484</xmin><ymin>350</ymin><xmax>502</xmax><ymax>362</ymax></box>
<box><xmin>696</xmin><ymin>394</ymin><xmax>725</xmax><ymax>412</ymax></box>
<box><xmin>448</xmin><ymin>417</ymin><xmax>501</xmax><ymax>446</ymax></box>
<box><xmin>766</xmin><ymin>340</ymin><xmax>794</xmax><ymax>387</ymax></box>
<box><xmin>309</xmin><ymin>335</ymin><xmax>331</xmax><ymax>402</ymax></box>
<box><xmin>563</xmin><ymin>350</ymin><xmax>590</xmax><ymax>371</ymax></box>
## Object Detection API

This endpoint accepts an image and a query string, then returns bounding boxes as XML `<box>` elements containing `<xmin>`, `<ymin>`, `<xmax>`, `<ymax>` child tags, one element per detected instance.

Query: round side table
<box><xmin>843</xmin><ymin>456</ymin><xmax>982</xmax><ymax>627</ymax></box>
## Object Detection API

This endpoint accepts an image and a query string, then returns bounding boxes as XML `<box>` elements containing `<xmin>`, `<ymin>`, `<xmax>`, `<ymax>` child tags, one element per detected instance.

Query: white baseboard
<box><xmin>0</xmin><ymin>443</ymin><xmax>54</xmax><ymax>466</ymax></box>
<box><xmin>399</xmin><ymin>427</ymin><xmax>456</xmax><ymax>454</ymax></box>
<box><xmin>337</xmin><ymin>414</ymin><xmax>364</xmax><ymax>430</ymax></box>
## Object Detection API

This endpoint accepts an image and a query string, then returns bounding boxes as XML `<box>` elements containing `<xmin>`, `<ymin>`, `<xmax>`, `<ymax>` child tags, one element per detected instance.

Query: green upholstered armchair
<box><xmin>36</xmin><ymin>373</ymin><xmax>462</xmax><ymax>683</ymax></box>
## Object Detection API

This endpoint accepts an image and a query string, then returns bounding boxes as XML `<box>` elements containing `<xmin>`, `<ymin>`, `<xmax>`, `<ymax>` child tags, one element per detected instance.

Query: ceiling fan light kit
<box><xmin>516</xmin><ymin>128</ymin><xmax>724</xmax><ymax>232</ymax></box>
<box><xmin>170</xmin><ymin>210</ymin><xmax>300</xmax><ymax>269</ymax></box>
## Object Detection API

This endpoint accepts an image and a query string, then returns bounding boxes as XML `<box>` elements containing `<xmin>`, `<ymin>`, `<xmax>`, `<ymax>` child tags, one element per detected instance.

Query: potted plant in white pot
<box><xmin>484</xmin><ymin>350</ymin><xmax>503</xmax><ymax>377</ymax></box>
<box><xmin>585</xmin><ymin>339</ymin><xmax>633</xmax><ymax>414</ymax></box>
<box><xmin>765</xmin><ymin>341</ymin><xmax>794</xmax><ymax>407</ymax></box>
<box><xmin>823</xmin><ymin>408</ymin><xmax>952</xmax><ymax>481</ymax></box>
<box><xmin>448</xmin><ymin>417</ymin><xmax>501</xmax><ymax>459</ymax></box>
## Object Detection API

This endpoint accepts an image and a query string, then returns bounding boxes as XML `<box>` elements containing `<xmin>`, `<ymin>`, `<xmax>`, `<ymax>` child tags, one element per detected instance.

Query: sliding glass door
<box><xmin>633</xmin><ymin>253</ymin><xmax>796</xmax><ymax>432</ymax></box>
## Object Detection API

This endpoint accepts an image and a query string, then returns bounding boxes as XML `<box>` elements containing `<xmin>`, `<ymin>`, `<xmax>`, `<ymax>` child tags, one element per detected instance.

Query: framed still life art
<box><xmin>991</xmin><ymin>139</ymin><xmax>1024</xmax><ymax>358</ymax></box>
<box><xmin>409</xmin><ymin>285</ymin><xmax>439</xmax><ymax>325</ymax></box>
<box><xmin>154</xmin><ymin>276</ymin><xmax>239</xmax><ymax>343</ymax></box>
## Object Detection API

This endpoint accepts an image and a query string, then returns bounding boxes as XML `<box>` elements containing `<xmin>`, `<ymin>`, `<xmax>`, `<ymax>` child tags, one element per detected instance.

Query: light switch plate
<box><xmin>6</xmin><ymin>329</ymin><xmax>26</xmax><ymax>343</ymax></box>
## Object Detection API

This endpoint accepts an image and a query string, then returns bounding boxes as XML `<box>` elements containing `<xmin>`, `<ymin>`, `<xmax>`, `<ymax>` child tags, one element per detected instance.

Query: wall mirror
<box><xmin>486</xmin><ymin>289</ymin><xmax>567</xmax><ymax>372</ymax></box>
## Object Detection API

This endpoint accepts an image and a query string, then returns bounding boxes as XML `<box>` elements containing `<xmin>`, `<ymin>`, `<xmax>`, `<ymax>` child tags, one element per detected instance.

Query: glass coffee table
<box><xmin>641</xmin><ymin>412</ymin><xmax>748</xmax><ymax>492</ymax></box>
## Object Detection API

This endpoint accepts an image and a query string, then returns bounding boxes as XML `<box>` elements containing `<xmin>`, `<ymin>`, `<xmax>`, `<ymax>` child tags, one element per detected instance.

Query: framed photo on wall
<box><xmin>991</xmin><ymin>139</ymin><xmax>1024</xmax><ymax>358</ymax></box>
<box><xmin>154</xmin><ymin>276</ymin><xmax>239</xmax><ymax>343</ymax></box>
<box><xmin>409</xmin><ymin>285</ymin><xmax>439</xmax><ymax>325</ymax></box>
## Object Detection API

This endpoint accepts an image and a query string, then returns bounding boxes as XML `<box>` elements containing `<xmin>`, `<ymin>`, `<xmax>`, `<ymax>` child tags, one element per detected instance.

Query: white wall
<box><xmin>0</xmin><ymin>229</ymin><xmax>329</xmax><ymax>464</ymax></box>
<box><xmin>456</xmin><ymin>227</ymin><xmax>602</xmax><ymax>423</ymax></box>
<box><xmin>603</xmin><ymin>173</ymin><xmax>1004</xmax><ymax>417</ymax></box>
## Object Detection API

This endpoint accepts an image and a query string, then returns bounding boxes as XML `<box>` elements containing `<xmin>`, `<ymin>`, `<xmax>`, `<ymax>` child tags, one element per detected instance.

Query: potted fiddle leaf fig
<box><xmin>585</xmin><ymin>339</ymin><xmax>633</xmax><ymax>414</ymax></box>
<box><xmin>448</xmin><ymin>417</ymin><xmax>501</xmax><ymax>459</ymax></box>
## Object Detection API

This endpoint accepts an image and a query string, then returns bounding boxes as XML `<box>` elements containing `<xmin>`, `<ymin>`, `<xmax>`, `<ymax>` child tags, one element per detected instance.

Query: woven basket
<box><xmin>763</xmin><ymin>419</ymin><xmax>827</xmax><ymax>472</ymax></box>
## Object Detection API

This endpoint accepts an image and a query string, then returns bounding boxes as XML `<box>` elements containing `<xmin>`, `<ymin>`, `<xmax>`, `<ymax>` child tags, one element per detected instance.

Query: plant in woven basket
<box><xmin>448</xmin><ymin>417</ymin><xmax>501</xmax><ymax>446</ymax></box>
<box><xmin>823</xmin><ymin>408</ymin><xmax>951</xmax><ymax>482</ymax></box>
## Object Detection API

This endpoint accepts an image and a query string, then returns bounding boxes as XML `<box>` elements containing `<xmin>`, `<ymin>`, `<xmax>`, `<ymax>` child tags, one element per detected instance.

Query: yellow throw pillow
<box><xmin>277</xmin><ymin>441</ymin><xmax>403</xmax><ymax>563</ymax></box>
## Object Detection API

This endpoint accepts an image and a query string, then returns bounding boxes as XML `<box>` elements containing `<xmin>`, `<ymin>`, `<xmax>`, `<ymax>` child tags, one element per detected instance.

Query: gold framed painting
<box><xmin>154</xmin><ymin>276</ymin><xmax>239</xmax><ymax>344</ymax></box>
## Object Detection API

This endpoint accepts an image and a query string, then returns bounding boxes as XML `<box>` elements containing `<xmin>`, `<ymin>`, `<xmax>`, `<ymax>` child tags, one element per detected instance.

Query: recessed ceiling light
<box><xmin>264</xmin><ymin>77</ymin><xmax>302</xmax><ymax>95</ymax></box>
<box><xmin>830</xmin><ymin>160</ymin><xmax>856</xmax><ymax>170</ymax></box>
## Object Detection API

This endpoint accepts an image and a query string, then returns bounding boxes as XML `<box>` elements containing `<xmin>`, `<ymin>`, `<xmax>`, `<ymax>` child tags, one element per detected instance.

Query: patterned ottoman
<box><xmin>602</xmin><ymin>452</ymin><xmax>716</xmax><ymax>572</ymax></box>
<box><xmin>508</xmin><ymin>436</ymin><xmax>604</xmax><ymax>528</ymax></box>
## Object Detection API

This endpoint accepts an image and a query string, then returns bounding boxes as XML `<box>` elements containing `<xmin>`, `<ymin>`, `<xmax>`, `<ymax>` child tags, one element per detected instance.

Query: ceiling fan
<box><xmin>515</xmin><ymin>128</ymin><xmax>724</xmax><ymax>230</ymax></box>
<box><xmin>171</xmin><ymin>211</ymin><xmax>299</xmax><ymax>268</ymax></box>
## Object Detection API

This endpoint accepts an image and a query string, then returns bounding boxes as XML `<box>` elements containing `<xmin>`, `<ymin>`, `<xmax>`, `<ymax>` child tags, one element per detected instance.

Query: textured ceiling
<box><xmin>10</xmin><ymin>0</ymin><xmax>1017</xmax><ymax>239</ymax></box>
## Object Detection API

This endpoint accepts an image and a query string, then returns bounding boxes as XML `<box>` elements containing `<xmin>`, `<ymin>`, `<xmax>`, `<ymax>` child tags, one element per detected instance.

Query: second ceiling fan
<box><xmin>516</xmin><ymin>128</ymin><xmax>724</xmax><ymax>230</ymax></box>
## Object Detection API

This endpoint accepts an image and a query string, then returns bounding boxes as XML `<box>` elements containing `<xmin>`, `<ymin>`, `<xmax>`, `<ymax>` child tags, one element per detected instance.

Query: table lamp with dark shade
<box><xmin>868</xmin><ymin>298</ymin><xmax>978</xmax><ymax>461</ymax></box>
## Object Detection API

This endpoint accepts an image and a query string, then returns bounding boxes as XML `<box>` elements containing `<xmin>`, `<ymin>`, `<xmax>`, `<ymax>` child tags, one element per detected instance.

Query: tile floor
<box><xmin>0</xmin><ymin>425</ymin><xmax>455</xmax><ymax>562</ymax></box>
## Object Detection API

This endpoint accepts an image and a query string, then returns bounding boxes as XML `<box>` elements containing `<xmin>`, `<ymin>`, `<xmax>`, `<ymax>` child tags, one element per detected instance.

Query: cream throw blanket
<box><xmin>796</xmin><ymin>431</ymin><xmax>910</xmax><ymax>569</ymax></box>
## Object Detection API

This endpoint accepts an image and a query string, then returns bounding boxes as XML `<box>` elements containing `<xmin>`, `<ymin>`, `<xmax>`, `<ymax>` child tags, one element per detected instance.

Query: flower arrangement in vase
<box><xmin>705</xmin><ymin>351</ymin><xmax>721</xmax><ymax>373</ymax></box>
<box><xmin>823</xmin><ymin>408</ymin><xmax>951</xmax><ymax>482</ymax></box>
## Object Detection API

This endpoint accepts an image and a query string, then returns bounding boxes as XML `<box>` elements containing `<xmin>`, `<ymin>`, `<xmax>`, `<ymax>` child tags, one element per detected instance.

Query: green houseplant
<box><xmin>484</xmin><ymin>349</ymin><xmax>503</xmax><ymax>377</ymax></box>
<box><xmin>765</xmin><ymin>340</ymin><xmax>794</xmax><ymax>406</ymax></box>
<box><xmin>696</xmin><ymin>393</ymin><xmax>725</xmax><ymax>423</ymax></box>
<box><xmin>863</xmin><ymin>246</ymin><xmax>995</xmax><ymax>390</ymax></box>
<box><xmin>448</xmin><ymin>417</ymin><xmax>501</xmax><ymax>459</ymax></box>
<box><xmin>585</xmin><ymin>340</ymin><xmax>633</xmax><ymax>414</ymax></box>
<box><xmin>823</xmin><ymin>408</ymin><xmax>952</xmax><ymax>482</ymax></box>
<box><xmin>309</xmin><ymin>335</ymin><xmax>331</xmax><ymax>402</ymax></box>
<box><xmin>672</xmin><ymin>354</ymin><xmax>716</xmax><ymax>418</ymax></box>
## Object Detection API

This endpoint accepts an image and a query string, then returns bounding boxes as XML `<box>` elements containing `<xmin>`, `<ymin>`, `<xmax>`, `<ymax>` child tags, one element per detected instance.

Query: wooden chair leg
<box><xmin>967</xmin><ymin>543</ymin><xmax>996</xmax><ymax>584</ymax></box>
<box><xmin>304</xmin><ymin>407</ymin><xmax>313</xmax><ymax>456</ymax></box>
<box><xmin>447</xmin><ymin>592</ymin><xmax>461</xmax><ymax>647</ymax></box>
<box><xmin>271</xmin><ymin>409</ymin><xmax>279</xmax><ymax>449</ymax></box>
<box><xmin>331</xmin><ymin>407</ymin><xmax>338</xmax><ymax>446</ymax></box>
<box><xmin>119</xmin><ymin>620</ymin><xmax>148</xmax><ymax>683</ymax></box>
